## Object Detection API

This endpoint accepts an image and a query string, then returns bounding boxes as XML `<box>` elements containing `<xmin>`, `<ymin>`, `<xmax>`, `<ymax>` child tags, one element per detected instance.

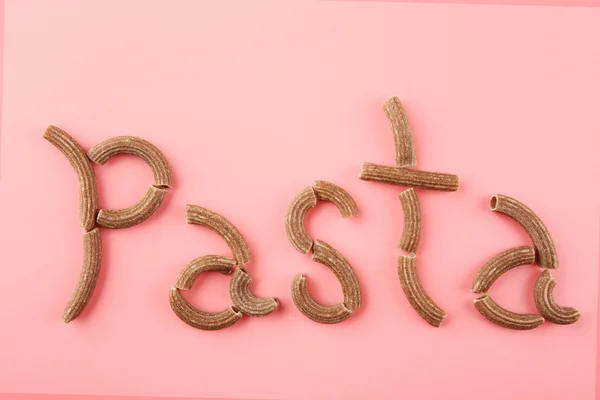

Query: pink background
<box><xmin>0</xmin><ymin>1</ymin><xmax>599</xmax><ymax>399</ymax></box>
<box><xmin>337</xmin><ymin>0</ymin><xmax>600</xmax><ymax>6</ymax></box>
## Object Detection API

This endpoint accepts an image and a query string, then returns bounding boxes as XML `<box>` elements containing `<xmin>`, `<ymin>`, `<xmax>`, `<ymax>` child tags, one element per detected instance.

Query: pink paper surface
<box><xmin>336</xmin><ymin>0</ymin><xmax>600</xmax><ymax>6</ymax></box>
<box><xmin>0</xmin><ymin>397</ymin><xmax>232</xmax><ymax>400</ymax></box>
<box><xmin>0</xmin><ymin>0</ymin><xmax>3</xmax><ymax>154</ymax></box>
<box><xmin>0</xmin><ymin>1</ymin><xmax>599</xmax><ymax>399</ymax></box>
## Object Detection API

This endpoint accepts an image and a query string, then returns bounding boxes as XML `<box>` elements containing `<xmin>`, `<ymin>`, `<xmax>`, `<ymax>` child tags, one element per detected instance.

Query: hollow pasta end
<box><xmin>489</xmin><ymin>195</ymin><xmax>499</xmax><ymax>211</ymax></box>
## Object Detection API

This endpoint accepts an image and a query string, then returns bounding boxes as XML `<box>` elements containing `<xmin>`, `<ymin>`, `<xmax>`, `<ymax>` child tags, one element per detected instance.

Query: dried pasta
<box><xmin>398</xmin><ymin>188</ymin><xmax>421</xmax><ymax>254</ymax></box>
<box><xmin>96</xmin><ymin>185</ymin><xmax>167</xmax><ymax>229</ymax></box>
<box><xmin>359</xmin><ymin>162</ymin><xmax>459</xmax><ymax>192</ymax></box>
<box><xmin>471</xmin><ymin>246</ymin><xmax>536</xmax><ymax>294</ymax></box>
<box><xmin>63</xmin><ymin>228</ymin><xmax>102</xmax><ymax>323</ymax></box>
<box><xmin>473</xmin><ymin>294</ymin><xmax>544</xmax><ymax>330</ymax></box>
<box><xmin>175</xmin><ymin>255</ymin><xmax>235</xmax><ymax>290</ymax></box>
<box><xmin>383</xmin><ymin>96</ymin><xmax>417</xmax><ymax>167</ymax></box>
<box><xmin>312</xmin><ymin>239</ymin><xmax>362</xmax><ymax>310</ymax></box>
<box><xmin>287</xmin><ymin>183</ymin><xmax>361</xmax><ymax>324</ymax></box>
<box><xmin>229</xmin><ymin>267</ymin><xmax>279</xmax><ymax>317</ymax></box>
<box><xmin>87</xmin><ymin>136</ymin><xmax>173</xmax><ymax>188</ymax></box>
<box><xmin>291</xmin><ymin>274</ymin><xmax>353</xmax><ymax>324</ymax></box>
<box><xmin>285</xmin><ymin>186</ymin><xmax>317</xmax><ymax>254</ymax></box>
<box><xmin>489</xmin><ymin>194</ymin><xmax>558</xmax><ymax>269</ymax></box>
<box><xmin>169</xmin><ymin>287</ymin><xmax>242</xmax><ymax>331</ymax></box>
<box><xmin>313</xmin><ymin>180</ymin><xmax>358</xmax><ymax>218</ymax></box>
<box><xmin>534</xmin><ymin>270</ymin><xmax>580</xmax><ymax>325</ymax></box>
<box><xmin>43</xmin><ymin>125</ymin><xmax>98</xmax><ymax>232</ymax></box>
<box><xmin>397</xmin><ymin>255</ymin><xmax>446</xmax><ymax>327</ymax></box>
<box><xmin>170</xmin><ymin>258</ymin><xmax>241</xmax><ymax>331</ymax></box>
<box><xmin>186</xmin><ymin>204</ymin><xmax>252</xmax><ymax>266</ymax></box>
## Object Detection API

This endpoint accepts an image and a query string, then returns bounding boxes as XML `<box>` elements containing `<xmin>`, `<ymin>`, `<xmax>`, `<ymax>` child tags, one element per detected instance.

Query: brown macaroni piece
<box><xmin>489</xmin><ymin>194</ymin><xmax>558</xmax><ymax>269</ymax></box>
<box><xmin>398</xmin><ymin>188</ymin><xmax>421</xmax><ymax>254</ymax></box>
<box><xmin>291</xmin><ymin>274</ymin><xmax>353</xmax><ymax>324</ymax></box>
<box><xmin>534</xmin><ymin>270</ymin><xmax>580</xmax><ymax>325</ymax></box>
<box><xmin>312</xmin><ymin>239</ymin><xmax>362</xmax><ymax>310</ymax></box>
<box><xmin>287</xmin><ymin>183</ymin><xmax>361</xmax><ymax>324</ymax></box>
<box><xmin>471</xmin><ymin>246</ymin><xmax>536</xmax><ymax>294</ymax></box>
<box><xmin>169</xmin><ymin>287</ymin><xmax>242</xmax><ymax>331</ymax></box>
<box><xmin>87</xmin><ymin>136</ymin><xmax>171</xmax><ymax>229</ymax></box>
<box><xmin>285</xmin><ymin>186</ymin><xmax>318</xmax><ymax>254</ymax></box>
<box><xmin>180</xmin><ymin>208</ymin><xmax>277</xmax><ymax>322</ymax></box>
<box><xmin>383</xmin><ymin>96</ymin><xmax>417</xmax><ymax>167</ymax></box>
<box><xmin>397</xmin><ymin>255</ymin><xmax>446</xmax><ymax>327</ymax></box>
<box><xmin>43</xmin><ymin>125</ymin><xmax>99</xmax><ymax>232</ymax></box>
<box><xmin>186</xmin><ymin>205</ymin><xmax>252</xmax><ymax>266</ymax></box>
<box><xmin>96</xmin><ymin>185</ymin><xmax>167</xmax><ymax>229</ymax></box>
<box><xmin>87</xmin><ymin>136</ymin><xmax>173</xmax><ymax>188</ymax></box>
<box><xmin>359</xmin><ymin>162</ymin><xmax>459</xmax><ymax>192</ymax></box>
<box><xmin>169</xmin><ymin>259</ymin><xmax>242</xmax><ymax>331</ymax></box>
<box><xmin>229</xmin><ymin>267</ymin><xmax>279</xmax><ymax>317</ymax></box>
<box><xmin>175</xmin><ymin>255</ymin><xmax>235</xmax><ymax>290</ymax></box>
<box><xmin>62</xmin><ymin>228</ymin><xmax>102</xmax><ymax>323</ymax></box>
<box><xmin>313</xmin><ymin>180</ymin><xmax>358</xmax><ymax>218</ymax></box>
<box><xmin>473</xmin><ymin>294</ymin><xmax>544</xmax><ymax>330</ymax></box>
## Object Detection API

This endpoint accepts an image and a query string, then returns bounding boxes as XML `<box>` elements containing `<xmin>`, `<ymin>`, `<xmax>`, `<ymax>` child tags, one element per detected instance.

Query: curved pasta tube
<box><xmin>175</xmin><ymin>255</ymin><xmax>235</xmax><ymax>290</ymax></box>
<box><xmin>63</xmin><ymin>228</ymin><xmax>102</xmax><ymax>323</ymax></box>
<box><xmin>87</xmin><ymin>136</ymin><xmax>173</xmax><ymax>188</ymax></box>
<box><xmin>285</xmin><ymin>186</ymin><xmax>317</xmax><ymax>254</ymax></box>
<box><xmin>383</xmin><ymin>96</ymin><xmax>417</xmax><ymax>167</ymax></box>
<box><xmin>169</xmin><ymin>258</ymin><xmax>242</xmax><ymax>331</ymax></box>
<box><xmin>398</xmin><ymin>188</ymin><xmax>421</xmax><ymax>254</ymax></box>
<box><xmin>473</xmin><ymin>294</ymin><xmax>544</xmax><ymax>330</ymax></box>
<box><xmin>169</xmin><ymin>287</ymin><xmax>242</xmax><ymax>331</ymax></box>
<box><xmin>229</xmin><ymin>267</ymin><xmax>279</xmax><ymax>317</ymax></box>
<box><xmin>312</xmin><ymin>239</ymin><xmax>362</xmax><ymax>310</ymax></box>
<box><xmin>534</xmin><ymin>270</ymin><xmax>580</xmax><ymax>325</ymax></box>
<box><xmin>490</xmin><ymin>194</ymin><xmax>558</xmax><ymax>269</ymax></box>
<box><xmin>43</xmin><ymin>125</ymin><xmax>98</xmax><ymax>232</ymax></box>
<box><xmin>96</xmin><ymin>185</ymin><xmax>167</xmax><ymax>229</ymax></box>
<box><xmin>471</xmin><ymin>246</ymin><xmax>536</xmax><ymax>294</ymax></box>
<box><xmin>313</xmin><ymin>181</ymin><xmax>358</xmax><ymax>218</ymax></box>
<box><xmin>397</xmin><ymin>255</ymin><xmax>446</xmax><ymax>327</ymax></box>
<box><xmin>359</xmin><ymin>162</ymin><xmax>459</xmax><ymax>192</ymax></box>
<box><xmin>288</xmin><ymin>240</ymin><xmax>361</xmax><ymax>324</ymax></box>
<box><xmin>287</xmin><ymin>183</ymin><xmax>361</xmax><ymax>324</ymax></box>
<box><xmin>186</xmin><ymin>205</ymin><xmax>252</xmax><ymax>266</ymax></box>
<box><xmin>291</xmin><ymin>274</ymin><xmax>353</xmax><ymax>324</ymax></box>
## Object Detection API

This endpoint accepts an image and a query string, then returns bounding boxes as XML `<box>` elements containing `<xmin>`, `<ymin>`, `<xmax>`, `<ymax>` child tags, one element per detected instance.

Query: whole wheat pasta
<box><xmin>43</xmin><ymin>125</ymin><xmax>98</xmax><ymax>232</ymax></box>
<box><xmin>87</xmin><ymin>136</ymin><xmax>173</xmax><ymax>188</ymax></box>
<box><xmin>291</xmin><ymin>274</ymin><xmax>353</xmax><ymax>324</ymax></box>
<box><xmin>186</xmin><ymin>204</ymin><xmax>252</xmax><ymax>266</ymax></box>
<box><xmin>96</xmin><ymin>185</ymin><xmax>167</xmax><ymax>229</ymax></box>
<box><xmin>62</xmin><ymin>228</ymin><xmax>102</xmax><ymax>323</ymax></box>
<box><xmin>473</xmin><ymin>294</ymin><xmax>544</xmax><ymax>330</ymax></box>
<box><xmin>312</xmin><ymin>239</ymin><xmax>362</xmax><ymax>310</ymax></box>
<box><xmin>397</xmin><ymin>255</ymin><xmax>446</xmax><ymax>327</ymax></box>
<box><xmin>489</xmin><ymin>194</ymin><xmax>558</xmax><ymax>269</ymax></box>
<box><xmin>534</xmin><ymin>270</ymin><xmax>580</xmax><ymax>325</ymax></box>
<box><xmin>359</xmin><ymin>162</ymin><xmax>459</xmax><ymax>192</ymax></box>
<box><xmin>398</xmin><ymin>188</ymin><xmax>421</xmax><ymax>254</ymax></box>
<box><xmin>170</xmin><ymin>258</ymin><xmax>241</xmax><ymax>330</ymax></box>
<box><xmin>285</xmin><ymin>186</ymin><xmax>317</xmax><ymax>254</ymax></box>
<box><xmin>175</xmin><ymin>255</ymin><xmax>235</xmax><ymax>290</ymax></box>
<box><xmin>471</xmin><ymin>246</ymin><xmax>536</xmax><ymax>294</ymax></box>
<box><xmin>313</xmin><ymin>181</ymin><xmax>358</xmax><ymax>218</ymax></box>
<box><xmin>169</xmin><ymin>287</ymin><xmax>242</xmax><ymax>331</ymax></box>
<box><xmin>383</xmin><ymin>96</ymin><xmax>417</xmax><ymax>167</ymax></box>
<box><xmin>229</xmin><ymin>267</ymin><xmax>279</xmax><ymax>317</ymax></box>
